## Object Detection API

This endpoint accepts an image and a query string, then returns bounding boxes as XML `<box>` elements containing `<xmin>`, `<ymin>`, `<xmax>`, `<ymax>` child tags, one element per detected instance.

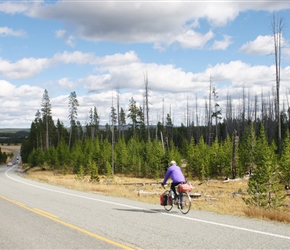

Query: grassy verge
<box><xmin>23</xmin><ymin>166</ymin><xmax>290</xmax><ymax>223</ymax></box>
<box><xmin>1</xmin><ymin>145</ymin><xmax>21</xmax><ymax>163</ymax></box>
<box><xmin>1</xmin><ymin>145</ymin><xmax>21</xmax><ymax>152</ymax></box>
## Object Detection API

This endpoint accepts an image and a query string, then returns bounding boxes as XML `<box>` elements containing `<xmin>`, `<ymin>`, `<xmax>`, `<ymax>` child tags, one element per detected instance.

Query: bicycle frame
<box><xmin>161</xmin><ymin>185</ymin><xmax>191</xmax><ymax>214</ymax></box>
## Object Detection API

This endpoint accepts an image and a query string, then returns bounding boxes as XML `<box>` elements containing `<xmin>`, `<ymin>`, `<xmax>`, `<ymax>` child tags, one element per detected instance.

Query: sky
<box><xmin>1</xmin><ymin>0</ymin><xmax>290</xmax><ymax>129</ymax></box>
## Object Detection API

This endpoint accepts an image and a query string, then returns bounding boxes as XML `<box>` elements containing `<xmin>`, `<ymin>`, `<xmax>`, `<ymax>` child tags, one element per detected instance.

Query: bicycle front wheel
<box><xmin>163</xmin><ymin>190</ymin><xmax>173</xmax><ymax>211</ymax></box>
<box><xmin>179</xmin><ymin>192</ymin><xmax>191</xmax><ymax>214</ymax></box>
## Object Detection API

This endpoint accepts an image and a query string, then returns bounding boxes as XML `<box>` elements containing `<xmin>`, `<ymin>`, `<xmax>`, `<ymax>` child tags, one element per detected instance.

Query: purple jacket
<box><xmin>162</xmin><ymin>164</ymin><xmax>185</xmax><ymax>184</ymax></box>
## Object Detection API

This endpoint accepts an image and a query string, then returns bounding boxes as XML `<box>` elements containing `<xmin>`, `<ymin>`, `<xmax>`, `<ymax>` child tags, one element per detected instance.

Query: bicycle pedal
<box><xmin>178</xmin><ymin>204</ymin><xmax>183</xmax><ymax>209</ymax></box>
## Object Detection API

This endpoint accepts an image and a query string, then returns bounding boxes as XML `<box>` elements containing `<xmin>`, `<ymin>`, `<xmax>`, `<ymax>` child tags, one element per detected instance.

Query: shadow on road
<box><xmin>114</xmin><ymin>208</ymin><xmax>179</xmax><ymax>214</ymax></box>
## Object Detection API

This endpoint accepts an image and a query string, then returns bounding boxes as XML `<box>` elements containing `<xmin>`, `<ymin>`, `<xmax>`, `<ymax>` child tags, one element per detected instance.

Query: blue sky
<box><xmin>1</xmin><ymin>0</ymin><xmax>290</xmax><ymax>129</ymax></box>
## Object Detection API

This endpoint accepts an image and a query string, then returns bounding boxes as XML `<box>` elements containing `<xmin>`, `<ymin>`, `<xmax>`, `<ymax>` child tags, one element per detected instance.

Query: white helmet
<box><xmin>170</xmin><ymin>160</ymin><xmax>176</xmax><ymax>165</ymax></box>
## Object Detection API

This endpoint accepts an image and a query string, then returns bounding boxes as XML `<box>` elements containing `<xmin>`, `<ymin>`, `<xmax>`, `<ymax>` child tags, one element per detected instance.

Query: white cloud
<box><xmin>16</xmin><ymin>84</ymin><xmax>43</xmax><ymax>98</ymax></box>
<box><xmin>0</xmin><ymin>1</ymin><xmax>32</xmax><ymax>14</ymax></box>
<box><xmin>24</xmin><ymin>1</ymin><xmax>241</xmax><ymax>49</ymax></box>
<box><xmin>3</xmin><ymin>0</ymin><xmax>290</xmax><ymax>52</ymax></box>
<box><xmin>52</xmin><ymin>51</ymin><xmax>97</xmax><ymax>65</ymax></box>
<box><xmin>211</xmin><ymin>35</ymin><xmax>233</xmax><ymax>50</ymax></box>
<box><xmin>205</xmin><ymin>60</ymin><xmax>276</xmax><ymax>87</ymax></box>
<box><xmin>0</xmin><ymin>26</ymin><xmax>25</xmax><ymax>37</ymax></box>
<box><xmin>82</xmin><ymin>74</ymin><xmax>112</xmax><ymax>92</ymax></box>
<box><xmin>0</xmin><ymin>80</ymin><xmax>42</xmax><ymax>100</ymax></box>
<box><xmin>240</xmin><ymin>35</ymin><xmax>273</xmax><ymax>55</ymax></box>
<box><xmin>98</xmin><ymin>51</ymin><xmax>140</xmax><ymax>66</ymax></box>
<box><xmin>0</xmin><ymin>81</ymin><xmax>44</xmax><ymax>127</ymax></box>
<box><xmin>0</xmin><ymin>80</ymin><xmax>15</xmax><ymax>97</ymax></box>
<box><xmin>176</xmin><ymin>30</ymin><xmax>215</xmax><ymax>49</ymax></box>
<box><xmin>0</xmin><ymin>57</ymin><xmax>49</xmax><ymax>79</ymax></box>
<box><xmin>1</xmin><ymin>2</ymin><xmax>290</xmax><ymax>128</ymax></box>
<box><xmin>88</xmin><ymin>61</ymin><xmax>197</xmax><ymax>93</ymax></box>
<box><xmin>55</xmin><ymin>29</ymin><xmax>75</xmax><ymax>47</ymax></box>
<box><xmin>0</xmin><ymin>51</ymin><xmax>139</xmax><ymax>80</ymax></box>
<box><xmin>58</xmin><ymin>77</ymin><xmax>76</xmax><ymax>90</ymax></box>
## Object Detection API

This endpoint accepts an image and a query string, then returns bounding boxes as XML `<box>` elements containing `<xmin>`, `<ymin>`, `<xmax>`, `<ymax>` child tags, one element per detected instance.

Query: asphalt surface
<box><xmin>1</xmin><ymin>164</ymin><xmax>290</xmax><ymax>249</ymax></box>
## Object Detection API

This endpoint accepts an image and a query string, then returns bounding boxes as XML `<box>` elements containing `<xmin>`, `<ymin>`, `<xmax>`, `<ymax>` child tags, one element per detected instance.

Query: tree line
<box><xmin>20</xmin><ymin>86</ymin><xmax>290</xmax><ymax>209</ymax></box>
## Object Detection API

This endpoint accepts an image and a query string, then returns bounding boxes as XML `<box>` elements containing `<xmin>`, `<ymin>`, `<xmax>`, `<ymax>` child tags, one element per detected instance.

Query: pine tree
<box><xmin>209</xmin><ymin>136</ymin><xmax>219</xmax><ymax>177</ymax></box>
<box><xmin>93</xmin><ymin>106</ymin><xmax>100</xmax><ymax>137</ymax></box>
<box><xmin>219</xmin><ymin>134</ymin><xmax>233</xmax><ymax>177</ymax></box>
<box><xmin>99</xmin><ymin>139</ymin><xmax>112</xmax><ymax>174</ymax></box>
<box><xmin>167</xmin><ymin>139</ymin><xmax>182</xmax><ymax>167</ymax></box>
<box><xmin>44</xmin><ymin>146</ymin><xmax>58</xmax><ymax>170</ymax></box>
<box><xmin>244</xmin><ymin>124</ymin><xmax>285</xmax><ymax>209</ymax></box>
<box><xmin>115</xmin><ymin>137</ymin><xmax>128</xmax><ymax>174</ymax></box>
<box><xmin>89</xmin><ymin>159</ymin><xmax>99</xmax><ymax>182</ymax></box>
<box><xmin>280</xmin><ymin>130</ymin><xmax>290</xmax><ymax>188</ymax></box>
<box><xmin>28</xmin><ymin>148</ymin><xmax>44</xmax><ymax>167</ymax></box>
<box><xmin>187</xmin><ymin>137</ymin><xmax>196</xmax><ymax>177</ymax></box>
<box><xmin>127</xmin><ymin>97</ymin><xmax>139</xmax><ymax>136</ymax></box>
<box><xmin>127</xmin><ymin>137</ymin><xmax>141</xmax><ymax>176</ymax></box>
<box><xmin>197</xmin><ymin>136</ymin><xmax>210</xmax><ymax>180</ymax></box>
<box><xmin>165</xmin><ymin>113</ymin><xmax>173</xmax><ymax>141</ymax></box>
<box><xmin>87</xmin><ymin>107</ymin><xmax>98</xmax><ymax>139</ymax></box>
<box><xmin>57</xmin><ymin>138</ymin><xmax>70</xmax><ymax>168</ymax></box>
<box><xmin>77</xmin><ymin>164</ymin><xmax>85</xmax><ymax>180</ymax></box>
<box><xmin>68</xmin><ymin>91</ymin><xmax>79</xmax><ymax>148</ymax></box>
<box><xmin>41</xmin><ymin>89</ymin><xmax>52</xmax><ymax>150</ymax></box>
<box><xmin>238</xmin><ymin>122</ymin><xmax>256</xmax><ymax>176</ymax></box>
<box><xmin>34</xmin><ymin>110</ymin><xmax>43</xmax><ymax>150</ymax></box>
<box><xmin>105</xmin><ymin>161</ymin><xmax>113</xmax><ymax>179</ymax></box>
<box><xmin>119</xmin><ymin>107</ymin><xmax>126</xmax><ymax>138</ymax></box>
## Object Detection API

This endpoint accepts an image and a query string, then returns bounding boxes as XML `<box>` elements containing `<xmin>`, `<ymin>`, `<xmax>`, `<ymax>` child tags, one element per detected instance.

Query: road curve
<box><xmin>1</xmin><ymin>164</ymin><xmax>290</xmax><ymax>249</ymax></box>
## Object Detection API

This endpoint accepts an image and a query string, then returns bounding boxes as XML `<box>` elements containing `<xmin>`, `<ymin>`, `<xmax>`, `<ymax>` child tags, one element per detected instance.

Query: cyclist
<box><xmin>161</xmin><ymin>160</ymin><xmax>185</xmax><ymax>200</ymax></box>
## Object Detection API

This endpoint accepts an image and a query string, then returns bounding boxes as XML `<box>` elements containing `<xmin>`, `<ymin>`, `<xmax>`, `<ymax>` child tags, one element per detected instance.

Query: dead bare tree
<box><xmin>195</xmin><ymin>94</ymin><xmax>200</xmax><ymax>141</ymax></box>
<box><xmin>208</xmin><ymin>77</ymin><xmax>212</xmax><ymax>144</ymax></box>
<box><xmin>272</xmin><ymin>14</ymin><xmax>284</xmax><ymax>154</ymax></box>
<box><xmin>225</xmin><ymin>92</ymin><xmax>233</xmax><ymax>135</ymax></box>
<box><xmin>242</xmin><ymin>86</ymin><xmax>246</xmax><ymax>133</ymax></box>
<box><xmin>144</xmin><ymin>72</ymin><xmax>150</xmax><ymax>139</ymax></box>
<box><xmin>117</xmin><ymin>87</ymin><xmax>121</xmax><ymax>138</ymax></box>
<box><xmin>286</xmin><ymin>89</ymin><xmax>290</xmax><ymax>131</ymax></box>
<box><xmin>254</xmin><ymin>94</ymin><xmax>258</xmax><ymax>132</ymax></box>
<box><xmin>212</xmin><ymin>86</ymin><xmax>221</xmax><ymax>140</ymax></box>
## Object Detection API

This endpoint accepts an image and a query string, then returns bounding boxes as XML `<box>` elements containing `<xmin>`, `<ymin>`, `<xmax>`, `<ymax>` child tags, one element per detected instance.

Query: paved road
<box><xmin>1</xmin><ymin>164</ymin><xmax>290</xmax><ymax>249</ymax></box>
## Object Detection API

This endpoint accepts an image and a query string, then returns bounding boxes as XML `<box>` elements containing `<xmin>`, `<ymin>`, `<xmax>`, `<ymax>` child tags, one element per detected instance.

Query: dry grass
<box><xmin>1</xmin><ymin>145</ymin><xmax>21</xmax><ymax>152</ymax></box>
<box><xmin>1</xmin><ymin>145</ymin><xmax>21</xmax><ymax>162</ymax></box>
<box><xmin>244</xmin><ymin>207</ymin><xmax>290</xmax><ymax>223</ymax></box>
<box><xmin>23</xmin><ymin>166</ymin><xmax>290</xmax><ymax>223</ymax></box>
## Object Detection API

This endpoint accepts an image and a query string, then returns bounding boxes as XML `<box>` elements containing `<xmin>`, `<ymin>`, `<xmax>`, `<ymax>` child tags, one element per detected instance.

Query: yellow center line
<box><xmin>0</xmin><ymin>195</ymin><xmax>138</xmax><ymax>250</ymax></box>
<box><xmin>33</xmin><ymin>208</ymin><xmax>59</xmax><ymax>218</ymax></box>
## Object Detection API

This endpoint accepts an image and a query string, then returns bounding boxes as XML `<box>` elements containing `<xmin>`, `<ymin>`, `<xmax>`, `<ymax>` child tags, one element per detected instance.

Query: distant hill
<box><xmin>0</xmin><ymin>128</ymin><xmax>30</xmax><ymax>133</ymax></box>
<box><xmin>0</xmin><ymin>128</ymin><xmax>30</xmax><ymax>145</ymax></box>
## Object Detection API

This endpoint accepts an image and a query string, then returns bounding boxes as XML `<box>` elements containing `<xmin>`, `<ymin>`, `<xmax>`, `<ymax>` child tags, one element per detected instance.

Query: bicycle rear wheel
<box><xmin>163</xmin><ymin>190</ymin><xmax>173</xmax><ymax>211</ymax></box>
<box><xmin>179</xmin><ymin>192</ymin><xmax>191</xmax><ymax>214</ymax></box>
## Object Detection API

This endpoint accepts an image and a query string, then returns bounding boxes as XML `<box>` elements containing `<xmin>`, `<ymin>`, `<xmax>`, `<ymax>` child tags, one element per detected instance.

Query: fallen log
<box><xmin>137</xmin><ymin>190</ymin><xmax>201</xmax><ymax>198</ymax></box>
<box><xmin>190</xmin><ymin>193</ymin><xmax>201</xmax><ymax>198</ymax></box>
<box><xmin>124</xmin><ymin>181</ymin><xmax>161</xmax><ymax>186</ymax></box>
<box><xmin>137</xmin><ymin>190</ymin><xmax>160</xmax><ymax>196</ymax></box>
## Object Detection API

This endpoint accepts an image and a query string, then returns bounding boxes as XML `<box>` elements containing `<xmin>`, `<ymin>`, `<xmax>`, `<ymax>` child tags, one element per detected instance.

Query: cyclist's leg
<box><xmin>170</xmin><ymin>182</ymin><xmax>180</xmax><ymax>198</ymax></box>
